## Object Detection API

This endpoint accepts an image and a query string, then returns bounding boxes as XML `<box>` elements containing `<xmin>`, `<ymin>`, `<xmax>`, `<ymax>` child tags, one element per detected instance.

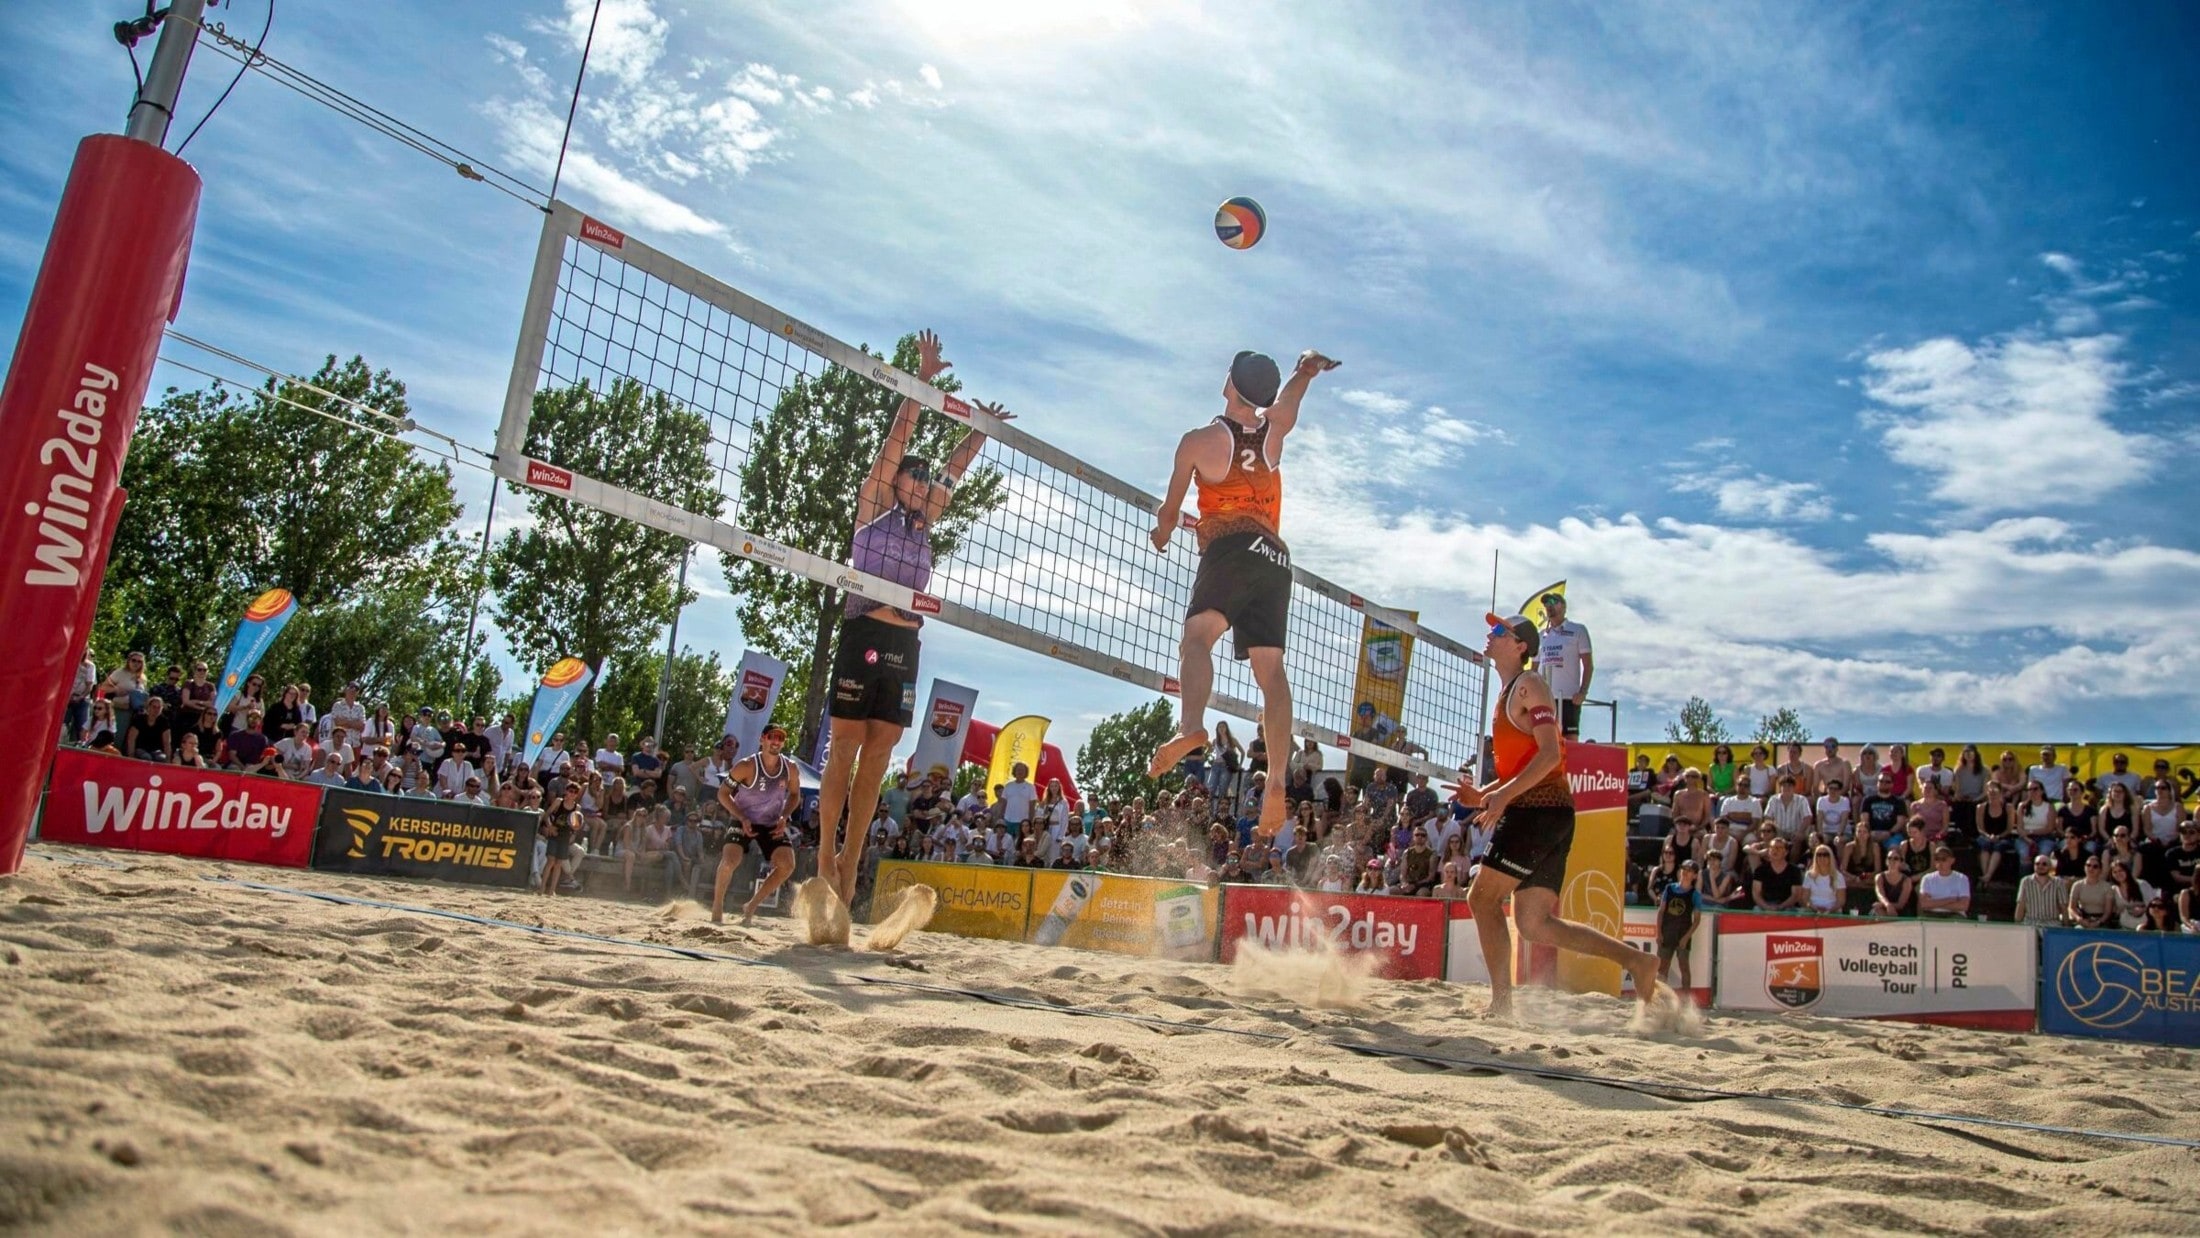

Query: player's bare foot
<box><xmin>1625</xmin><ymin>953</ymin><xmax>1665</xmax><ymax>1008</ymax></box>
<box><xmin>710</xmin><ymin>905</ymin><xmax>724</xmax><ymax>925</ymax></box>
<box><xmin>1255</xmin><ymin>789</ymin><xmax>1289</xmax><ymax>840</ymax></box>
<box><xmin>738</xmin><ymin>899</ymin><xmax>759</xmax><ymax>926</ymax></box>
<box><xmin>1147</xmin><ymin>729</ymin><xmax>1207</xmax><ymax>780</ymax></box>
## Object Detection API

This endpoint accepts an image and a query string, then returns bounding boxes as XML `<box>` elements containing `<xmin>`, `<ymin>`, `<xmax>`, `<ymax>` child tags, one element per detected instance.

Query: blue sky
<box><xmin>2</xmin><ymin>0</ymin><xmax>2195</xmax><ymax>764</ymax></box>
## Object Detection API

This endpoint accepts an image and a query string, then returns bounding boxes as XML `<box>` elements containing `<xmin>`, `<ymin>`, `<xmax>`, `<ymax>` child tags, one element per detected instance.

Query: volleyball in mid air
<box><xmin>1214</xmin><ymin>196</ymin><xmax>1265</xmax><ymax>250</ymax></box>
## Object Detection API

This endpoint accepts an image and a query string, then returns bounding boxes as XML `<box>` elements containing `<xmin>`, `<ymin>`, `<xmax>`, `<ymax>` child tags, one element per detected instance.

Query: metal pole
<box><xmin>652</xmin><ymin>547</ymin><xmax>690</xmax><ymax>742</ymax></box>
<box><xmin>457</xmin><ymin>479</ymin><xmax>499</xmax><ymax>704</ymax></box>
<box><xmin>125</xmin><ymin>0</ymin><xmax>208</xmax><ymax>146</ymax></box>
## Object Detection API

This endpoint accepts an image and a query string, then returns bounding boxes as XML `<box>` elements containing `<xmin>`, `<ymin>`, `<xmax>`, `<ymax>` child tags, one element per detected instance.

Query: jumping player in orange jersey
<box><xmin>1460</xmin><ymin>613</ymin><xmax>1667</xmax><ymax>1019</ymax></box>
<box><xmin>1147</xmin><ymin>348</ymin><xmax>1337</xmax><ymax>841</ymax></box>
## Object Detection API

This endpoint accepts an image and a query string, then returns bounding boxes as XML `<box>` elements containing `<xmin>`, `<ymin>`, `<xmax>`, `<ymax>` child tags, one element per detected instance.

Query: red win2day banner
<box><xmin>39</xmin><ymin>748</ymin><xmax>318</xmax><ymax>868</ymax></box>
<box><xmin>1218</xmin><ymin>886</ymin><xmax>1447</xmax><ymax>980</ymax></box>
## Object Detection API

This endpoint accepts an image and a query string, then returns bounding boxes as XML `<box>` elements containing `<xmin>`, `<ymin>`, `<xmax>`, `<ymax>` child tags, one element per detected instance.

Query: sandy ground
<box><xmin>3</xmin><ymin>846</ymin><xmax>2198</xmax><ymax>1236</ymax></box>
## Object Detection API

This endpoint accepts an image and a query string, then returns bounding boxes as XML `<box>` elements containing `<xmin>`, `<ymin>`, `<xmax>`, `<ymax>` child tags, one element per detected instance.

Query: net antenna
<box><xmin>494</xmin><ymin>203</ymin><xmax>1487</xmax><ymax>780</ymax></box>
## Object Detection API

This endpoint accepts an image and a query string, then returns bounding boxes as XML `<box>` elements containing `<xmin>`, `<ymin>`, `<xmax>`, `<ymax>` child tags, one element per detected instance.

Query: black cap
<box><xmin>1229</xmin><ymin>350</ymin><xmax>1281</xmax><ymax>408</ymax></box>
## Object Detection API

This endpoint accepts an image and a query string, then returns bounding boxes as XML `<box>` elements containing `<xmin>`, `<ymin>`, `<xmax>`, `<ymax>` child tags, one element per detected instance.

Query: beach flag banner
<box><xmin>1348</xmin><ymin>612</ymin><xmax>1416</xmax><ymax>742</ymax></box>
<box><xmin>211</xmin><ymin>588</ymin><xmax>298</xmax><ymax>718</ymax></box>
<box><xmin>910</xmin><ymin>679</ymin><xmax>979</xmax><ymax>782</ymax></box>
<box><xmin>986</xmin><ymin>715</ymin><xmax>1050</xmax><ymax>798</ymax></box>
<box><xmin>722</xmin><ymin>649</ymin><xmax>788</xmax><ymax>759</ymax></box>
<box><xmin>521</xmin><ymin>657</ymin><xmax>594</xmax><ymax>766</ymax></box>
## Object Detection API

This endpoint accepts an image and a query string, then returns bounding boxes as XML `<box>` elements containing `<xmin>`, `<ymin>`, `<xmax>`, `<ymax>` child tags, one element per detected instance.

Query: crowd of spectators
<box><xmin>1625</xmin><ymin>740</ymin><xmax>2199</xmax><ymax>931</ymax></box>
<box><xmin>57</xmin><ymin>651</ymin><xmax>2200</xmax><ymax>933</ymax></box>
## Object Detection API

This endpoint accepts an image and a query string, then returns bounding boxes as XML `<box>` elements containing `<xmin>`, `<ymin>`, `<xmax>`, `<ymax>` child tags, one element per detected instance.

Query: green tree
<box><xmin>1664</xmin><ymin>695</ymin><xmax>1733</xmax><ymax>745</ymax></box>
<box><xmin>1076</xmin><ymin>698</ymin><xmax>1182</xmax><ymax>808</ymax></box>
<box><xmin>589</xmin><ymin>646</ymin><xmax>738</xmax><ymax>760</ymax></box>
<box><xmin>489</xmin><ymin>380</ymin><xmax>722</xmax><ymax>739</ymax></box>
<box><xmin>722</xmin><ymin>333</ymin><xmax>1007</xmax><ymax>757</ymax></box>
<box><xmin>104</xmin><ymin>359</ymin><xmax>482</xmax><ymax>704</ymax></box>
<box><xmin>1752</xmin><ymin>707</ymin><xmax>1812</xmax><ymax>747</ymax></box>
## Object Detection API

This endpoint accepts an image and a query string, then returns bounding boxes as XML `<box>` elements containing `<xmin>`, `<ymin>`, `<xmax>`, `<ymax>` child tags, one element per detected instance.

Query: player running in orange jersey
<box><xmin>1461</xmin><ymin>613</ymin><xmax>1667</xmax><ymax>1019</ymax></box>
<box><xmin>1147</xmin><ymin>348</ymin><xmax>1337</xmax><ymax>842</ymax></box>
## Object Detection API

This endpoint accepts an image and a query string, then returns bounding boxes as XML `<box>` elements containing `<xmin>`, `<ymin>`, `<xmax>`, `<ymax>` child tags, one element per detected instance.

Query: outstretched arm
<box><xmin>923</xmin><ymin>400</ymin><xmax>1016</xmax><ymax>523</ymax></box>
<box><xmin>860</xmin><ymin>330</ymin><xmax>952</xmax><ymax>521</ymax></box>
<box><xmin>1261</xmin><ymin>350</ymin><xmax>1339</xmax><ymax>455</ymax></box>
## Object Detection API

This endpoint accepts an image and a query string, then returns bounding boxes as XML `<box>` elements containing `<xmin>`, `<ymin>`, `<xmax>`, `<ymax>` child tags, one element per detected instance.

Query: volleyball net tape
<box><xmin>494</xmin><ymin>202</ymin><xmax>1486</xmax><ymax>779</ymax></box>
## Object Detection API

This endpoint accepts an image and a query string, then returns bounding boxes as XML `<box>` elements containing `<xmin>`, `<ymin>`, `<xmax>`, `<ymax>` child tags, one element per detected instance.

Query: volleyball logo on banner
<box><xmin>722</xmin><ymin>650</ymin><xmax>788</xmax><ymax>759</ymax></box>
<box><xmin>1348</xmin><ymin>612</ymin><xmax>1415</xmax><ymax>740</ymax></box>
<box><xmin>910</xmin><ymin>680</ymin><xmax>979</xmax><ymax>783</ymax></box>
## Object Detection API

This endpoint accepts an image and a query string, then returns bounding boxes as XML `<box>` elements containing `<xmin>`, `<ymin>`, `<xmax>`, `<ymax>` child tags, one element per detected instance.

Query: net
<box><xmin>494</xmin><ymin>203</ymin><xmax>1487</xmax><ymax>779</ymax></box>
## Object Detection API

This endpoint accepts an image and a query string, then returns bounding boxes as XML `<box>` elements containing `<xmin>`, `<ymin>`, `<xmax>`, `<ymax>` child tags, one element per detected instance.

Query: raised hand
<box><xmin>972</xmin><ymin>400</ymin><xmax>1015</xmax><ymax>424</ymax></box>
<box><xmin>1297</xmin><ymin>350</ymin><xmax>1340</xmax><ymax>376</ymax></box>
<box><xmin>916</xmin><ymin>329</ymin><xmax>952</xmax><ymax>380</ymax></box>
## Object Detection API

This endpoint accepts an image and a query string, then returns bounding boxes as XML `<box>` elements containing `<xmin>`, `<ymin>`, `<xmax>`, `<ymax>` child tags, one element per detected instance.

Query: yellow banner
<box><xmin>871</xmin><ymin>860</ymin><xmax>1032</xmax><ymax>940</ymax></box>
<box><xmin>986</xmin><ymin>715</ymin><xmax>1050</xmax><ymax>800</ymax></box>
<box><xmin>1348</xmin><ymin>612</ymin><xmax>1416</xmax><ymax>740</ymax></box>
<box><xmin>1027</xmin><ymin>871</ymin><xmax>1218</xmax><ymax>961</ymax></box>
<box><xmin>2080</xmin><ymin>744</ymin><xmax>2200</xmax><ymax>804</ymax></box>
<box><xmin>1554</xmin><ymin>742</ymin><xmax>1628</xmax><ymax>996</ymax></box>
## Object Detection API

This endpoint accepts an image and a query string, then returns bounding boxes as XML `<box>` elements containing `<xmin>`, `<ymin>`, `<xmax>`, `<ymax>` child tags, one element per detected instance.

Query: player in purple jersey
<box><xmin>714</xmin><ymin>726</ymin><xmax>803</xmax><ymax>925</ymax></box>
<box><xmin>814</xmin><ymin>329</ymin><xmax>1009</xmax><ymax>928</ymax></box>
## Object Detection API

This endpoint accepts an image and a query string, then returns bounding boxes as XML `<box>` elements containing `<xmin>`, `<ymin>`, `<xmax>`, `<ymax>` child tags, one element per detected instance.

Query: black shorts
<box><xmin>1559</xmin><ymin>698</ymin><xmax>1582</xmax><ymax>737</ymax></box>
<box><xmin>728</xmin><ymin>822</ymin><xmax>790</xmax><ymax>853</ymax></box>
<box><xmin>1483</xmin><ymin>803</ymin><xmax>1576</xmax><ymax>895</ymax></box>
<box><xmin>829</xmin><ymin>614</ymin><xmax>920</xmax><ymax>726</ymax></box>
<box><xmin>1188</xmin><ymin>529</ymin><xmax>1291</xmax><ymax>660</ymax></box>
<box><xmin>1655</xmin><ymin>935</ymin><xmax>1686</xmax><ymax>961</ymax></box>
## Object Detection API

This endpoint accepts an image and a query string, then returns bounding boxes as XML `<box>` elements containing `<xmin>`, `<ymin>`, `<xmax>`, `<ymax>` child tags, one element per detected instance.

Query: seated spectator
<box><xmin>1911</xmin><ymin>777</ymin><xmax>1951</xmax><ymax>840</ymax></box>
<box><xmin>2027</xmin><ymin>745</ymin><xmax>2071</xmax><ymax>803</ymax></box>
<box><xmin>2137</xmin><ymin>895</ymin><xmax>2180</xmax><ymax>934</ymax></box>
<box><xmin>1916</xmin><ymin>847</ymin><xmax>1971</xmax><ymax>917</ymax></box>
<box><xmin>2107</xmin><ymin>860</ymin><xmax>2154</xmax><ymax>930</ymax></box>
<box><xmin>123</xmin><ymin>696</ymin><xmax>172</xmax><ymax>762</ymax></box>
<box><xmin>1354</xmin><ymin>858</ymin><xmax>1385</xmax><ymax>894</ymax></box>
<box><xmin>1801</xmin><ymin>844</ymin><xmax>1846</xmax><ymax>914</ymax></box>
<box><xmin>1640</xmin><ymin>845</ymin><xmax>1683</xmax><ymax>907</ymax></box>
<box><xmin>1719</xmin><ymin>787</ymin><xmax>1762</xmax><ymax>830</ymax></box>
<box><xmin>1432</xmin><ymin>860</ymin><xmax>1469</xmax><ymax>899</ymax></box>
<box><xmin>2014</xmin><ymin>854</ymin><xmax>2067</xmax><ymax>926</ymax></box>
<box><xmin>1894</xmin><ymin>818</ymin><xmax>1934</xmax><ymax>875</ymax></box>
<box><xmin>2143</xmin><ymin>780</ymin><xmax>2190</xmax><ymax>848</ymax></box>
<box><xmin>1873</xmin><ymin>850</ymin><xmax>1916</xmax><ymax>918</ymax></box>
<box><xmin>407</xmin><ymin>707</ymin><xmax>446</xmax><ymax>764</ymax></box>
<box><xmin>173</xmin><ymin>732</ymin><xmax>210</xmax><ymax>770</ymax></box>
<box><xmin>1702</xmin><ymin>851</ymin><xmax>1747</xmax><ymax>911</ymax></box>
<box><xmin>2015</xmin><ymin>780</ymin><xmax>2057</xmax><ymax>862</ymax></box>
<box><xmin>1751</xmin><ymin>838</ymin><xmax>1802</xmax><ymax>911</ymax></box>
<box><xmin>221</xmin><ymin>709</ymin><xmax>277</xmax><ymax>774</ymax></box>
<box><xmin>2052</xmin><ymin>828</ymin><xmax>2090</xmax><ymax>882</ymax></box>
<box><xmin>454</xmin><ymin>774</ymin><xmax>490</xmax><ymax>806</ymax></box>
<box><xmin>305</xmin><ymin>752</ymin><xmax>347</xmax><ymax>787</ymax></box>
<box><xmin>1974</xmin><ymin>782</ymin><xmax>2019</xmax><ymax>884</ymax></box>
<box><xmin>628</xmin><ymin>735</ymin><xmax>665</xmax><ymax>800</ymax></box>
<box><xmin>276</xmin><ymin>722</ymin><xmax>319</xmax><ymax>780</ymax></box>
<box><xmin>1764</xmin><ymin>775</ymin><xmax>1813</xmax><ymax>842</ymax></box>
<box><xmin>436</xmin><ymin>742</ymin><xmax>475</xmax><ymax>799</ymax></box>
<box><xmin>1859</xmin><ymin>773</ymin><xmax>1907</xmax><ymax>844</ymax></box>
<box><xmin>2060</xmin><ymin>855</ymin><xmax>2119</xmax><ymax>929</ymax></box>
<box><xmin>1396</xmin><ymin>831</ymin><xmax>1437</xmax><ymax>896</ymax></box>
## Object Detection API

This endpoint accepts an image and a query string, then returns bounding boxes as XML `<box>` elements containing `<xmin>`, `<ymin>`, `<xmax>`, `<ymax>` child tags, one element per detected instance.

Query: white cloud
<box><xmin>920</xmin><ymin>64</ymin><xmax>943</xmax><ymax>90</ymax></box>
<box><xmin>1339</xmin><ymin>388</ymin><xmax>1410</xmax><ymax>417</ymax></box>
<box><xmin>1861</xmin><ymin>332</ymin><xmax>2158</xmax><ymax>511</ymax></box>
<box><xmin>1671</xmin><ymin>470</ymin><xmax>1835</xmax><ymax>522</ymax></box>
<box><xmin>550</xmin><ymin>0</ymin><xmax>667</xmax><ymax>88</ymax></box>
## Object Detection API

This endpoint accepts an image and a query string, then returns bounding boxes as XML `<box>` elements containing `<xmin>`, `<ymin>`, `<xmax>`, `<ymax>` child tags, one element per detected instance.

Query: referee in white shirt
<box><xmin>1535</xmin><ymin>593</ymin><xmax>1594</xmax><ymax>738</ymax></box>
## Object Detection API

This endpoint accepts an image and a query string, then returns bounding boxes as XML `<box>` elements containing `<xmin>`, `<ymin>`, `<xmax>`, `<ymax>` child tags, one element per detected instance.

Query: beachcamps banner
<box><xmin>986</xmin><ymin>715</ymin><xmax>1050</xmax><ymax>798</ymax></box>
<box><xmin>309</xmin><ymin>788</ymin><xmax>532</xmax><ymax>888</ymax></box>
<box><xmin>722</xmin><ymin>650</ymin><xmax>788</xmax><ymax>760</ymax></box>
<box><xmin>1218</xmin><ymin>886</ymin><xmax>1446</xmax><ymax>980</ymax></box>
<box><xmin>1712</xmin><ymin>914</ymin><xmax>2035</xmax><ymax>1030</ymax></box>
<box><xmin>39</xmin><ymin>748</ymin><xmax>317</xmax><ymax>867</ymax></box>
<box><xmin>910</xmin><ymin>679</ymin><xmax>979</xmax><ymax>783</ymax></box>
<box><xmin>211</xmin><ymin>588</ymin><xmax>298</xmax><ymax>718</ymax></box>
<box><xmin>2040</xmin><ymin>929</ymin><xmax>2200</xmax><ymax>1047</ymax></box>
<box><xmin>871</xmin><ymin>860</ymin><xmax>1031</xmax><ymax>940</ymax></box>
<box><xmin>1620</xmin><ymin>906</ymin><xmax>1712</xmax><ymax>1007</ymax></box>
<box><xmin>521</xmin><ymin>657</ymin><xmax>594</xmax><ymax>767</ymax></box>
<box><xmin>1027</xmin><ymin>871</ymin><xmax>1217</xmax><ymax>961</ymax></box>
<box><xmin>1348</xmin><ymin>613</ymin><xmax>1415</xmax><ymax>741</ymax></box>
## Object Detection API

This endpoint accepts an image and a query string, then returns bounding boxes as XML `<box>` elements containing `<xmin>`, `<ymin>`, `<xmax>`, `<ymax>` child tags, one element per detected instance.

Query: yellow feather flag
<box><xmin>1518</xmin><ymin>580</ymin><xmax>1565</xmax><ymax>667</ymax></box>
<box><xmin>986</xmin><ymin>715</ymin><xmax>1051</xmax><ymax>799</ymax></box>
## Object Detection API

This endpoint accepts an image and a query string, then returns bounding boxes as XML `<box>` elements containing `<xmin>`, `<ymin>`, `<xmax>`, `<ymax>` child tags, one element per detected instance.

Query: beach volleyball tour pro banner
<box><xmin>310</xmin><ymin>788</ymin><xmax>533</xmax><ymax>888</ymax></box>
<box><xmin>39</xmin><ymin>748</ymin><xmax>317</xmax><ymax>867</ymax></box>
<box><xmin>909</xmin><ymin>679</ymin><xmax>978</xmax><ymax>783</ymax></box>
<box><xmin>1028</xmin><ymin>871</ymin><xmax>1217</xmax><ymax>961</ymax></box>
<box><xmin>1219</xmin><ymin>887</ymin><xmax>1446</xmax><ymax>980</ymax></box>
<box><xmin>722</xmin><ymin>649</ymin><xmax>787</xmax><ymax>760</ymax></box>
<box><xmin>2040</xmin><ymin>929</ymin><xmax>2200</xmax><ymax>1047</ymax></box>
<box><xmin>871</xmin><ymin>859</ymin><xmax>1031</xmax><ymax>940</ymax></box>
<box><xmin>1713</xmin><ymin>914</ymin><xmax>2035</xmax><ymax>1030</ymax></box>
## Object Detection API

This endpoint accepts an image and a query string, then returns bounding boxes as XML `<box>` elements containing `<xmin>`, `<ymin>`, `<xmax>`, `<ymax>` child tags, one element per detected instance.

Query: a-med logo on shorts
<box><xmin>930</xmin><ymin>698</ymin><xmax>966</xmax><ymax>739</ymax></box>
<box><xmin>738</xmin><ymin>669</ymin><xmax>773</xmax><ymax>713</ymax></box>
<box><xmin>864</xmin><ymin>649</ymin><xmax>879</xmax><ymax>665</ymax></box>
<box><xmin>1765</xmin><ymin>934</ymin><xmax>1823</xmax><ymax>1009</ymax></box>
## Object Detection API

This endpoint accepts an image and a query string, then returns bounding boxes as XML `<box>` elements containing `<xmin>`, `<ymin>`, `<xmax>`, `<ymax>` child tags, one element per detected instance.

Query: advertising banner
<box><xmin>1027</xmin><ymin>871</ymin><xmax>1218</xmax><ymax>961</ymax></box>
<box><xmin>909</xmin><ymin>679</ymin><xmax>979</xmax><ymax>783</ymax></box>
<box><xmin>1546</xmin><ymin>741</ymin><xmax>1628</xmax><ymax>996</ymax></box>
<box><xmin>1712</xmin><ymin>913</ymin><xmax>2035</xmax><ymax>1029</ymax></box>
<box><xmin>2041</xmin><ymin>929</ymin><xmax>2200</xmax><ymax>1047</ymax></box>
<box><xmin>310</xmin><ymin>788</ymin><xmax>532</xmax><ymax>888</ymax></box>
<box><xmin>1619</xmin><ymin>906</ymin><xmax>1712</xmax><ymax>1006</ymax></box>
<box><xmin>212</xmin><ymin>588</ymin><xmax>299</xmax><ymax>718</ymax></box>
<box><xmin>722</xmin><ymin>650</ymin><xmax>788</xmax><ymax>760</ymax></box>
<box><xmin>521</xmin><ymin>656</ymin><xmax>594</xmax><ymax>767</ymax></box>
<box><xmin>1443</xmin><ymin>901</ymin><xmax>1517</xmax><ymax>986</ymax></box>
<box><xmin>2081</xmin><ymin>744</ymin><xmax>2200</xmax><ymax>805</ymax></box>
<box><xmin>1347</xmin><ymin>612</ymin><xmax>1415</xmax><ymax>740</ymax></box>
<box><xmin>986</xmin><ymin>715</ymin><xmax>1050</xmax><ymax>798</ymax></box>
<box><xmin>39</xmin><ymin>748</ymin><xmax>318</xmax><ymax>867</ymax></box>
<box><xmin>871</xmin><ymin>860</ymin><xmax>1031</xmax><ymax>941</ymax></box>
<box><xmin>1218</xmin><ymin>886</ymin><xmax>1447</xmax><ymax>980</ymax></box>
<box><xmin>0</xmin><ymin>134</ymin><xmax>200</xmax><ymax>875</ymax></box>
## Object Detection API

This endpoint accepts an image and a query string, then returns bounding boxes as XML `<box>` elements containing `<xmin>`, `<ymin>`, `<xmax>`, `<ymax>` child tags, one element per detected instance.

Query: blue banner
<box><xmin>2040</xmin><ymin>929</ymin><xmax>2200</xmax><ymax>1046</ymax></box>
<box><xmin>212</xmin><ymin>588</ymin><xmax>298</xmax><ymax>718</ymax></box>
<box><xmin>521</xmin><ymin>657</ymin><xmax>594</xmax><ymax>766</ymax></box>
